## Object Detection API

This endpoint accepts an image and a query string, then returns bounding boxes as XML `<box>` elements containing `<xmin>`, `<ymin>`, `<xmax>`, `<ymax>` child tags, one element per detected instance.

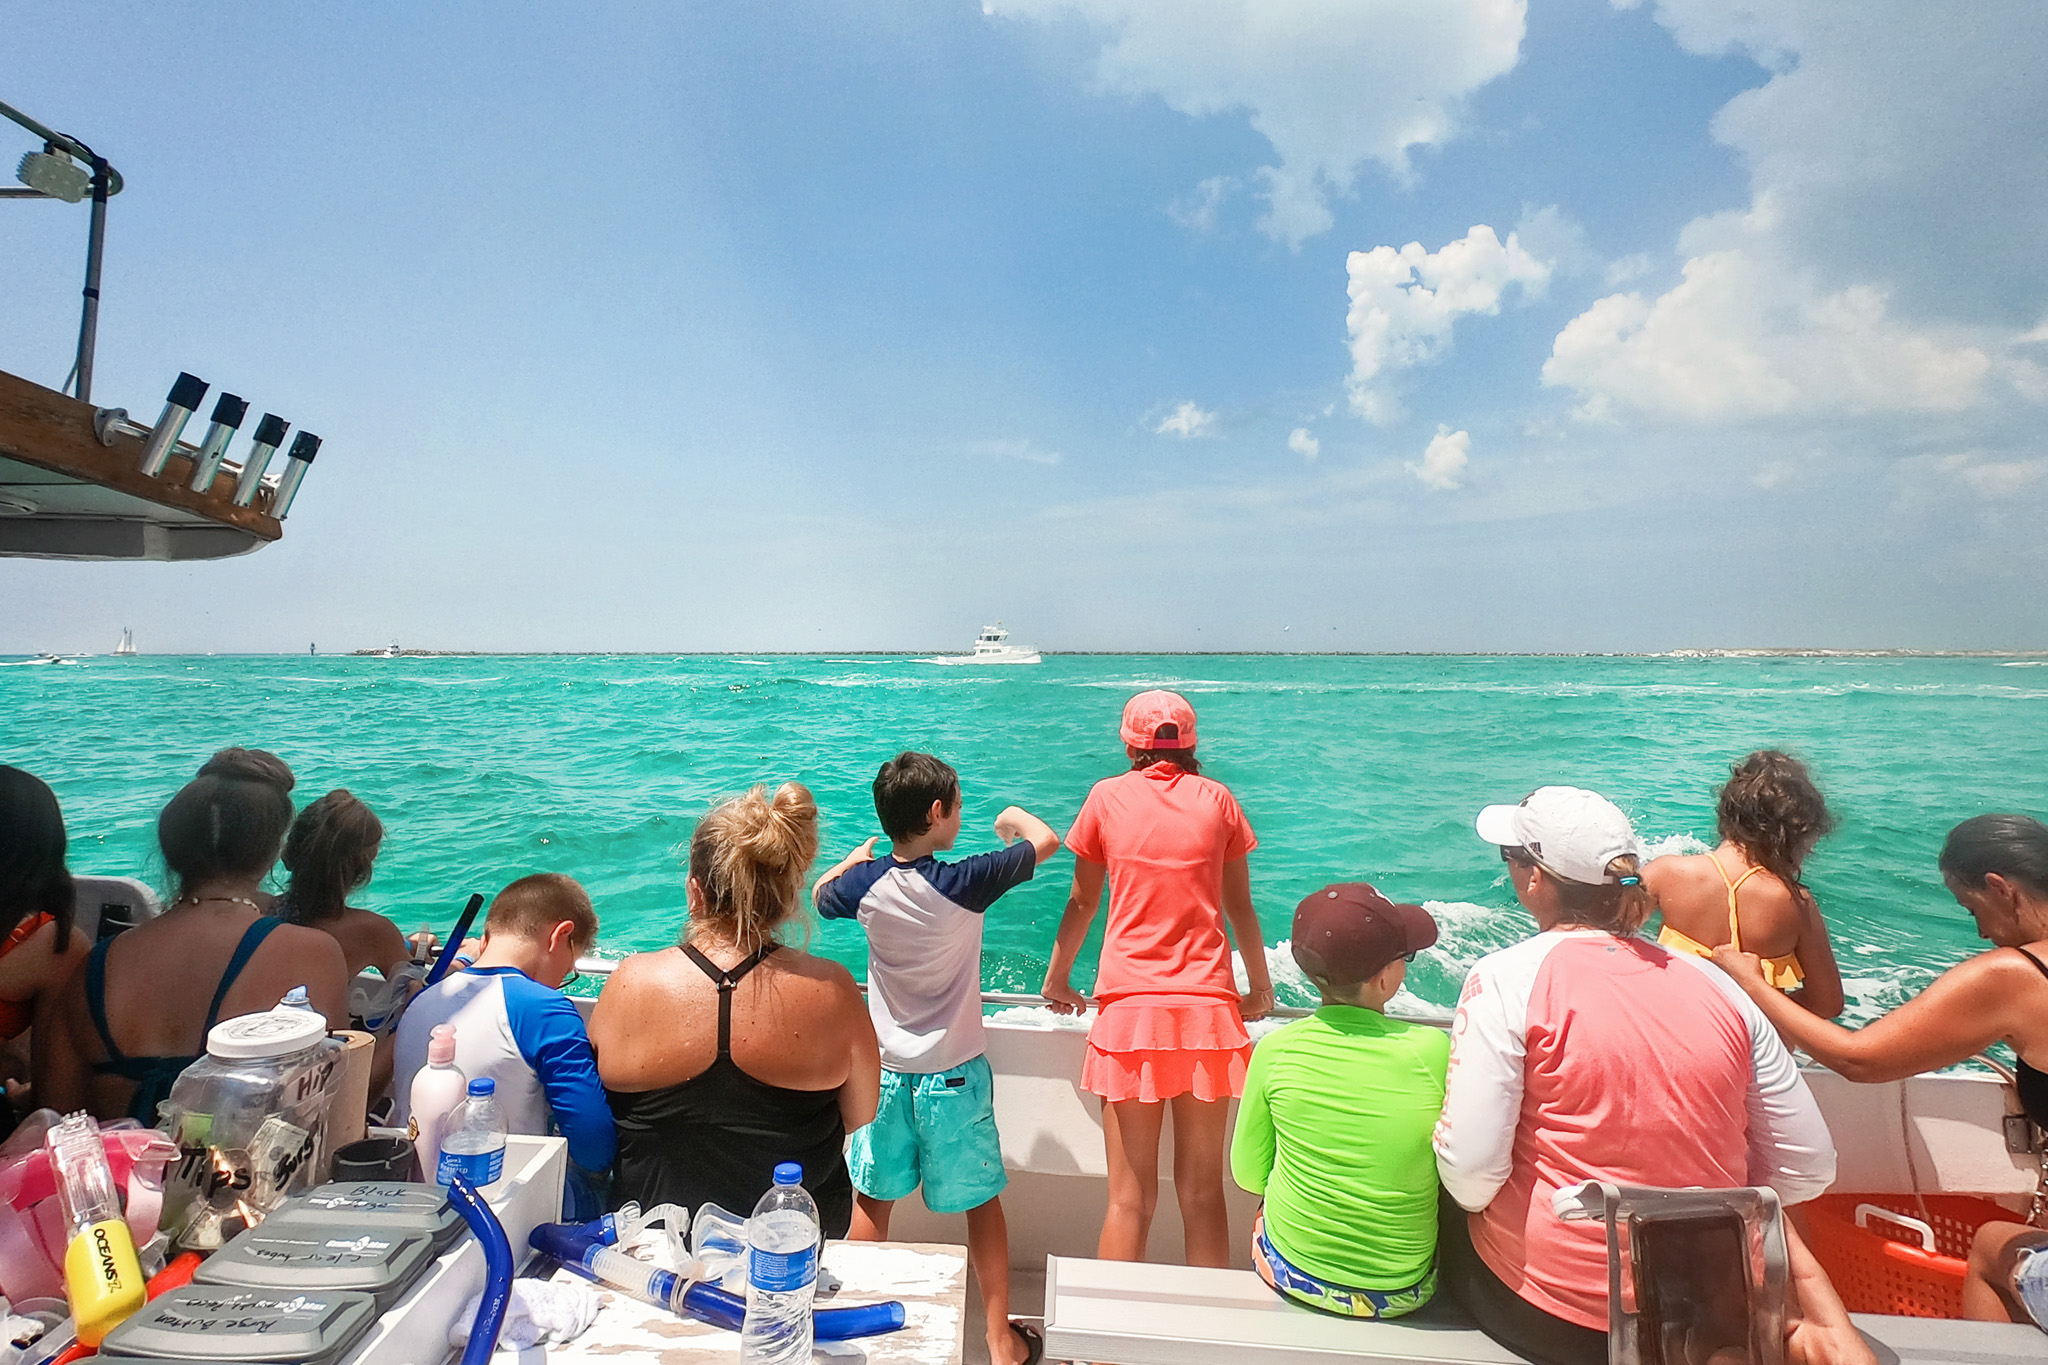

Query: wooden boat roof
<box><xmin>0</xmin><ymin>367</ymin><xmax>282</xmax><ymax>560</ymax></box>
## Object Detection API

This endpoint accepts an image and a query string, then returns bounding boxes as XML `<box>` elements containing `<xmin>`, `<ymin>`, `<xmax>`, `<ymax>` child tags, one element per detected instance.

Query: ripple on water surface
<box><xmin>5</xmin><ymin>652</ymin><xmax>2043</xmax><ymax>1018</ymax></box>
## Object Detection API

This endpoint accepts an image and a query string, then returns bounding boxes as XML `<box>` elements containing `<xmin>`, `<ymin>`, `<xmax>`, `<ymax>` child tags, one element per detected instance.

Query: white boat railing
<box><xmin>569</xmin><ymin>955</ymin><xmax>1456</xmax><ymax>1027</ymax></box>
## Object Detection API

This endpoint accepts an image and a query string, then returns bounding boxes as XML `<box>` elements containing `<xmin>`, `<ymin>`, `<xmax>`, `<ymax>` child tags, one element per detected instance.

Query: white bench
<box><xmin>1041</xmin><ymin>1255</ymin><xmax>2048</xmax><ymax>1365</ymax></box>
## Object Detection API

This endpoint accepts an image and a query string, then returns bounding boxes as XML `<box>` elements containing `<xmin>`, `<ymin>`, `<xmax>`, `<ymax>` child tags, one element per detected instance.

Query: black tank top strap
<box><xmin>205</xmin><ymin>916</ymin><xmax>289</xmax><ymax>1032</ymax></box>
<box><xmin>83</xmin><ymin>935</ymin><xmax>126</xmax><ymax>1063</ymax></box>
<box><xmin>681</xmin><ymin>943</ymin><xmax>778</xmax><ymax>1057</ymax></box>
<box><xmin>2014</xmin><ymin>946</ymin><xmax>2048</xmax><ymax>984</ymax></box>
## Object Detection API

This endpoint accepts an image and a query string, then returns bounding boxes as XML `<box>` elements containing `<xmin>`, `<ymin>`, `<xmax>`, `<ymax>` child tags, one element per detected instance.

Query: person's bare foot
<box><xmin>986</xmin><ymin>1320</ymin><xmax>1040</xmax><ymax>1365</ymax></box>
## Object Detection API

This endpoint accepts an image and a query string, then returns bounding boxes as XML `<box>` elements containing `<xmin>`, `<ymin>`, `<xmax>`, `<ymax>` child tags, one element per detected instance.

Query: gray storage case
<box><xmin>262</xmin><ymin>1181</ymin><xmax>465</xmax><ymax>1249</ymax></box>
<box><xmin>194</xmin><ymin>1226</ymin><xmax>438</xmax><ymax>1308</ymax></box>
<box><xmin>99</xmin><ymin>1286</ymin><xmax>377</xmax><ymax>1365</ymax></box>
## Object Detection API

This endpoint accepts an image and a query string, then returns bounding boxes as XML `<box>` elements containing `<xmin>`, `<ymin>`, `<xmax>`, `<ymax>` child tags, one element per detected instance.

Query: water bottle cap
<box><xmin>773</xmin><ymin>1162</ymin><xmax>801</xmax><ymax>1185</ymax></box>
<box><xmin>280</xmin><ymin>986</ymin><xmax>310</xmax><ymax>1008</ymax></box>
<box><xmin>467</xmin><ymin>1078</ymin><xmax>495</xmax><ymax>1097</ymax></box>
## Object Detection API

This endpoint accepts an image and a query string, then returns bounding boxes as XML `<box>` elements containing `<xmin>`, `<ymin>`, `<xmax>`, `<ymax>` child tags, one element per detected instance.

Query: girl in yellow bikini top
<box><xmin>1658</xmin><ymin>850</ymin><xmax>1805</xmax><ymax>989</ymax></box>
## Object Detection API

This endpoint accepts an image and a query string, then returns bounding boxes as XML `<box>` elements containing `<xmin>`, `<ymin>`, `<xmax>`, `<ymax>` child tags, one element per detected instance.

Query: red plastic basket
<box><xmin>1802</xmin><ymin>1193</ymin><xmax>2022</xmax><ymax>1317</ymax></box>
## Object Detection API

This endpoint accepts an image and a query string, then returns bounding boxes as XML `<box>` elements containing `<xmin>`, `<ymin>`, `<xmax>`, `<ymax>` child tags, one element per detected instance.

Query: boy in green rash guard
<box><xmin>1231</xmin><ymin>883</ymin><xmax>1448</xmax><ymax>1318</ymax></box>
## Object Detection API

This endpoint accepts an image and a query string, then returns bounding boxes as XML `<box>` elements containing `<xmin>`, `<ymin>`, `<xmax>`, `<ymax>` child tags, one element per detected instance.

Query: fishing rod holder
<box><xmin>98</xmin><ymin>371</ymin><xmax>326</xmax><ymax>521</ymax></box>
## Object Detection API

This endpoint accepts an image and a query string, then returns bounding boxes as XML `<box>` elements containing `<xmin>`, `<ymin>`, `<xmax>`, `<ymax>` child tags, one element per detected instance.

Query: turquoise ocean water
<box><xmin>5</xmin><ymin>652</ymin><xmax>2047</xmax><ymax>1023</ymax></box>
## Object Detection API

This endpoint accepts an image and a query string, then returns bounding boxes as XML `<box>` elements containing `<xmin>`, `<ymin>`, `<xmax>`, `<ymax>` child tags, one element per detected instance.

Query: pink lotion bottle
<box><xmin>406</xmin><ymin>1024</ymin><xmax>468</xmax><ymax>1182</ymax></box>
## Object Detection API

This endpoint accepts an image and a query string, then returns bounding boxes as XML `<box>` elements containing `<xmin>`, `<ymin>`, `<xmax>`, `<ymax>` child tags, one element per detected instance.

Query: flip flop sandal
<box><xmin>1008</xmin><ymin>1320</ymin><xmax>1045</xmax><ymax>1365</ymax></box>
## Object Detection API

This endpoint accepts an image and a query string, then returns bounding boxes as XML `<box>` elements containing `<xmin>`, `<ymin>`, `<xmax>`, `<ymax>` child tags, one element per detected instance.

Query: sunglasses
<box><xmin>1500</xmin><ymin>845</ymin><xmax>1538</xmax><ymax>865</ymax></box>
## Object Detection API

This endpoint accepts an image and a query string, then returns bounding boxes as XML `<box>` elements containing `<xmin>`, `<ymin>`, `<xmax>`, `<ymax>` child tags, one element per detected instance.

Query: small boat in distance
<box><xmin>927</xmin><ymin>622</ymin><xmax>1041</xmax><ymax>666</ymax></box>
<box><xmin>114</xmin><ymin>627</ymin><xmax>136</xmax><ymax>656</ymax></box>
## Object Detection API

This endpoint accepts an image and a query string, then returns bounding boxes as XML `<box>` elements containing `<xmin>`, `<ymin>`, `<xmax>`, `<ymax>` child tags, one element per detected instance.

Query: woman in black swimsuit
<box><xmin>590</xmin><ymin>781</ymin><xmax>879</xmax><ymax>1235</ymax></box>
<box><xmin>1713</xmin><ymin>813</ymin><xmax>2048</xmax><ymax>1325</ymax></box>
<box><xmin>35</xmin><ymin>749</ymin><xmax>349</xmax><ymax>1124</ymax></box>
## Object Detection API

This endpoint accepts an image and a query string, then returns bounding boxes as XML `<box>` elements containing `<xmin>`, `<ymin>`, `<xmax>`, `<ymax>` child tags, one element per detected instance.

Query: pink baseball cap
<box><xmin>1120</xmin><ymin>690</ymin><xmax>1197</xmax><ymax>750</ymax></box>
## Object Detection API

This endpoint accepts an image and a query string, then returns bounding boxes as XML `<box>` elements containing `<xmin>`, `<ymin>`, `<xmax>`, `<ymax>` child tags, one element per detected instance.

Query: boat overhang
<box><xmin>0</xmin><ymin>368</ymin><xmax>281</xmax><ymax>561</ymax></box>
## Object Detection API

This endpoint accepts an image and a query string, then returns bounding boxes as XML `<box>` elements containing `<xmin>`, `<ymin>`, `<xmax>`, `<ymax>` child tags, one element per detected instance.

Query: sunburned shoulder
<box><xmin>771</xmin><ymin>948</ymin><xmax>860</xmax><ymax>991</ymax></box>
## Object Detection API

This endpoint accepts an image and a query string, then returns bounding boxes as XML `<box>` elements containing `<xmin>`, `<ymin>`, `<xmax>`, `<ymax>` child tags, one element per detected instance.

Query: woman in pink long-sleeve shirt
<box><xmin>1435</xmin><ymin>786</ymin><xmax>1843</xmax><ymax>1365</ymax></box>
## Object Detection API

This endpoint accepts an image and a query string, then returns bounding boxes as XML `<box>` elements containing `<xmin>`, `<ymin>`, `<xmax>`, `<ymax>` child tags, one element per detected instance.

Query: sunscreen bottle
<box><xmin>50</xmin><ymin>1111</ymin><xmax>146</xmax><ymax>1345</ymax></box>
<box><xmin>407</xmin><ymin>1023</ymin><xmax>468</xmax><ymax>1180</ymax></box>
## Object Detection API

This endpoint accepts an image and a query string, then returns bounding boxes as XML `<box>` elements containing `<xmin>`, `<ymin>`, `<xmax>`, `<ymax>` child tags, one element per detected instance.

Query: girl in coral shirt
<box><xmin>1043</xmin><ymin>691</ymin><xmax>1273</xmax><ymax>1266</ymax></box>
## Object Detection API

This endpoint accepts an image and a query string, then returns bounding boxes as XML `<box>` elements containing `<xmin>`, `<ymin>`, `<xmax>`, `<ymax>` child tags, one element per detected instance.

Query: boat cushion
<box><xmin>1041</xmin><ymin>1255</ymin><xmax>2048</xmax><ymax>1365</ymax></box>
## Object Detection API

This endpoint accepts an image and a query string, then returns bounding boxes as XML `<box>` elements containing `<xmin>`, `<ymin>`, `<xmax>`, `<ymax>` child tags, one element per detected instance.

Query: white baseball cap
<box><xmin>1475</xmin><ymin>786</ymin><xmax>1643</xmax><ymax>886</ymax></box>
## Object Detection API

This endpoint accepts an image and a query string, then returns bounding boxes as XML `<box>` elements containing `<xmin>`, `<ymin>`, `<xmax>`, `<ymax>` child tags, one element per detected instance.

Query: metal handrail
<box><xmin>2</xmin><ymin>97</ymin><xmax>122</xmax><ymax>401</ymax></box>
<box><xmin>570</xmin><ymin>955</ymin><xmax>1457</xmax><ymax>1028</ymax></box>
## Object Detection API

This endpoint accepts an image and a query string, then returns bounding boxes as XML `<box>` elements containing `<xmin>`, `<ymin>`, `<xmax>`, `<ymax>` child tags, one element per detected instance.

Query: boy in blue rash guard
<box><xmin>395</xmin><ymin>874</ymin><xmax>613</xmax><ymax>1217</ymax></box>
<box><xmin>812</xmin><ymin>752</ymin><xmax>1060</xmax><ymax>1365</ymax></box>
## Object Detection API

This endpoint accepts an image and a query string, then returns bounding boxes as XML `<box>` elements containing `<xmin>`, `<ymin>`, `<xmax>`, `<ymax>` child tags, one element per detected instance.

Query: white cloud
<box><xmin>1156</xmin><ymin>401</ymin><xmax>1217</xmax><ymax>438</ymax></box>
<box><xmin>1937</xmin><ymin>454</ymin><xmax>2047</xmax><ymax>499</ymax></box>
<box><xmin>1410</xmin><ymin>426</ymin><xmax>1470</xmax><ymax>490</ymax></box>
<box><xmin>1543</xmin><ymin>243</ymin><xmax>1993</xmax><ymax>422</ymax></box>
<box><xmin>967</xmin><ymin>438</ymin><xmax>1061</xmax><ymax>465</ymax></box>
<box><xmin>1604</xmin><ymin>254</ymin><xmax>1653</xmax><ymax>288</ymax></box>
<box><xmin>1346</xmin><ymin>224</ymin><xmax>1550</xmax><ymax>424</ymax></box>
<box><xmin>1512</xmin><ymin>204</ymin><xmax>1597</xmax><ymax>280</ymax></box>
<box><xmin>1541</xmin><ymin>2</ymin><xmax>2048</xmax><ymax>428</ymax></box>
<box><xmin>1288</xmin><ymin>427</ymin><xmax>1319</xmax><ymax>460</ymax></box>
<box><xmin>1635</xmin><ymin>1</ymin><xmax>2048</xmax><ymax>327</ymax></box>
<box><xmin>983</xmin><ymin>0</ymin><xmax>1528</xmax><ymax>247</ymax></box>
<box><xmin>1168</xmin><ymin>175</ymin><xmax>1237</xmax><ymax>234</ymax></box>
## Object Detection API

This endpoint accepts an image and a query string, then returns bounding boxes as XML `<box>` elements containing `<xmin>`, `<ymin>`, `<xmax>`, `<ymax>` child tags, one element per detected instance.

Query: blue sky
<box><xmin>4</xmin><ymin>1</ymin><xmax>2045</xmax><ymax>653</ymax></box>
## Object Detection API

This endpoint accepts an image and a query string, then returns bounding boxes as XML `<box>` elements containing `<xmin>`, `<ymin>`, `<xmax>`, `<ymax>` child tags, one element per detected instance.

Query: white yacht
<box><xmin>928</xmin><ymin>622</ymin><xmax>1042</xmax><ymax>666</ymax></box>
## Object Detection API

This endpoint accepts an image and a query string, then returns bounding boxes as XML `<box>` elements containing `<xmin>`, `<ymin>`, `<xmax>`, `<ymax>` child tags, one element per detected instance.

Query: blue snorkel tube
<box><xmin>425</xmin><ymin>893</ymin><xmax>486</xmax><ymax>987</ymax></box>
<box><xmin>528</xmin><ymin>1222</ymin><xmax>905</xmax><ymax>1341</ymax></box>
<box><xmin>448</xmin><ymin>1175</ymin><xmax>515</xmax><ymax>1365</ymax></box>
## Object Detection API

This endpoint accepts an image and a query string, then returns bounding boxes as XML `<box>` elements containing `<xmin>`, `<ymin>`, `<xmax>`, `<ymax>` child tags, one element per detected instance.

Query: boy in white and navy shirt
<box><xmin>813</xmin><ymin>752</ymin><xmax>1059</xmax><ymax>1365</ymax></box>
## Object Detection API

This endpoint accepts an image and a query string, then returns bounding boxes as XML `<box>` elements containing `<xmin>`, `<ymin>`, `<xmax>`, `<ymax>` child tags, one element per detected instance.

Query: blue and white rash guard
<box><xmin>393</xmin><ymin>965</ymin><xmax>615</xmax><ymax>1175</ymax></box>
<box><xmin>817</xmin><ymin>841</ymin><xmax>1037</xmax><ymax>1073</ymax></box>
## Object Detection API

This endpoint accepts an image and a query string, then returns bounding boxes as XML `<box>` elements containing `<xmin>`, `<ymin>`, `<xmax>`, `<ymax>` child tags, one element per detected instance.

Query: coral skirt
<box><xmin>1082</xmin><ymin>993</ymin><xmax>1252</xmax><ymax>1103</ymax></box>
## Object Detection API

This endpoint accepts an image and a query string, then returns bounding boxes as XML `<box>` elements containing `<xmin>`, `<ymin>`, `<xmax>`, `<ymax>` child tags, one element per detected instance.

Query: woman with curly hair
<box><xmin>1646</xmin><ymin>750</ymin><xmax>1845</xmax><ymax>1018</ymax></box>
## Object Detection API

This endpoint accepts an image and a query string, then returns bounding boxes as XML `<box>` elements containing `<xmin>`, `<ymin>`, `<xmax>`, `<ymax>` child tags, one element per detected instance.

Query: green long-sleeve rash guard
<box><xmin>1229</xmin><ymin>1004</ymin><xmax>1449</xmax><ymax>1290</ymax></box>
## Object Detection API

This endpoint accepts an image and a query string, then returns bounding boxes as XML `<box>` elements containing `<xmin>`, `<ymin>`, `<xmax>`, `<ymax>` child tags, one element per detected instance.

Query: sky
<box><xmin>3</xmin><ymin>0</ymin><xmax>2046</xmax><ymax>654</ymax></box>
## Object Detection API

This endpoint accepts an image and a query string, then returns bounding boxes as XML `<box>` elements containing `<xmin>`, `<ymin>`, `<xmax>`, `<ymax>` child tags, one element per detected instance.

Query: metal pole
<box><xmin>74</xmin><ymin>154</ymin><xmax>109</xmax><ymax>403</ymax></box>
<box><xmin>1</xmin><ymin>100</ymin><xmax>122</xmax><ymax>399</ymax></box>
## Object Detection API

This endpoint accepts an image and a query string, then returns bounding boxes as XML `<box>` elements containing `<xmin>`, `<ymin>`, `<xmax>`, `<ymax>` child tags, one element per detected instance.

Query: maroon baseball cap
<box><xmin>1291</xmin><ymin>883</ymin><xmax>1438</xmax><ymax>985</ymax></box>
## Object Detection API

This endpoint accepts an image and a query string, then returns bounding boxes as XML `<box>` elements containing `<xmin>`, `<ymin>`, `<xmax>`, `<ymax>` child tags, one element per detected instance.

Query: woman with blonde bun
<box><xmin>591</xmin><ymin>782</ymin><xmax>879</xmax><ymax>1235</ymax></box>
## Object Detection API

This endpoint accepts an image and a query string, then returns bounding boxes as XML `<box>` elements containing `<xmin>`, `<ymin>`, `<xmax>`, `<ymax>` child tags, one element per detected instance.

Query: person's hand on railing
<box><xmin>1238</xmin><ymin>985</ymin><xmax>1275</xmax><ymax>1021</ymax></box>
<box><xmin>1040</xmin><ymin>976</ymin><xmax>1089</xmax><ymax>1016</ymax></box>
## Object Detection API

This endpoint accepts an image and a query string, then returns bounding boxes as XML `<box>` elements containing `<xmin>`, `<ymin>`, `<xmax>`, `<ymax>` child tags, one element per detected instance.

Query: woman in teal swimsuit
<box><xmin>36</xmin><ymin>749</ymin><xmax>350</xmax><ymax>1124</ymax></box>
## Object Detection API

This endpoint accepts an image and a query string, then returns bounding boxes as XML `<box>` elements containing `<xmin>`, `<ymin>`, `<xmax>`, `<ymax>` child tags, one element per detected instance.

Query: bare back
<box><xmin>1648</xmin><ymin>849</ymin><xmax>1807</xmax><ymax>958</ymax></box>
<box><xmin>591</xmin><ymin>942</ymin><xmax>873</xmax><ymax>1097</ymax></box>
<box><xmin>301</xmin><ymin>906</ymin><xmax>413</xmax><ymax>980</ymax></box>
<box><xmin>36</xmin><ymin>904</ymin><xmax>349</xmax><ymax>1119</ymax></box>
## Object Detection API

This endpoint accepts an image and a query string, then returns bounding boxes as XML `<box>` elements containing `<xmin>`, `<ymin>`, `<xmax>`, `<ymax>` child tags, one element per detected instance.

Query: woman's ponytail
<box><xmin>688</xmin><ymin>782</ymin><xmax>820</xmax><ymax>950</ymax></box>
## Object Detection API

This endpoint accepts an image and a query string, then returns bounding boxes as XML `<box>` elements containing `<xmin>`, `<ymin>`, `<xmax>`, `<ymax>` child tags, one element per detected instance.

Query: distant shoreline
<box><xmin>14</xmin><ymin>649</ymin><xmax>2048</xmax><ymax>661</ymax></box>
<box><xmin>296</xmin><ymin>647</ymin><xmax>2048</xmax><ymax>660</ymax></box>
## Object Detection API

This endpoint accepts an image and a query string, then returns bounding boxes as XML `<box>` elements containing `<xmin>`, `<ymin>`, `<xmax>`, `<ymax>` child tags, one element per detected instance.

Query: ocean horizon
<box><xmin>9</xmin><ymin>651</ymin><xmax>2046</xmax><ymax>1031</ymax></box>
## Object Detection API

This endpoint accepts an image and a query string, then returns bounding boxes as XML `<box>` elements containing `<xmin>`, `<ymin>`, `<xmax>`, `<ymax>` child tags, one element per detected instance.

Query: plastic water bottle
<box><xmin>741</xmin><ymin>1163</ymin><xmax>819</xmax><ymax>1365</ymax></box>
<box><xmin>435</xmin><ymin>1078</ymin><xmax>506</xmax><ymax>1191</ymax></box>
<box><xmin>278</xmin><ymin>985</ymin><xmax>317</xmax><ymax>1012</ymax></box>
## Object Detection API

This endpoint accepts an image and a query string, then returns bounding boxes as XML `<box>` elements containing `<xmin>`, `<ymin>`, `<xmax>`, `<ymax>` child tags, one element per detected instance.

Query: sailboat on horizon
<box><xmin>113</xmin><ymin>627</ymin><xmax>136</xmax><ymax>656</ymax></box>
